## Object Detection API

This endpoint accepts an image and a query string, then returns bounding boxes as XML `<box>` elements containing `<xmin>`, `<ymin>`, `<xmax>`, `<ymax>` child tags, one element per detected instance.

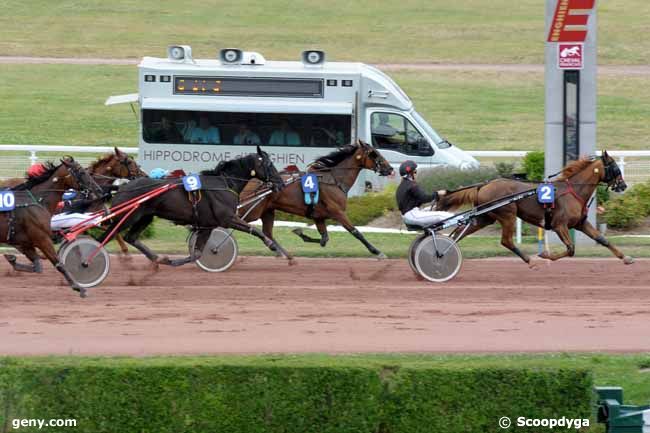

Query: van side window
<box><xmin>371</xmin><ymin>112</ymin><xmax>433</xmax><ymax>156</ymax></box>
<box><xmin>142</xmin><ymin>109</ymin><xmax>351</xmax><ymax>147</ymax></box>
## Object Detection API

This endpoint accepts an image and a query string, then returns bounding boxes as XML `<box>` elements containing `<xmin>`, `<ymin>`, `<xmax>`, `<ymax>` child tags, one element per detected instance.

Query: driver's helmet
<box><xmin>399</xmin><ymin>160</ymin><xmax>418</xmax><ymax>178</ymax></box>
<box><xmin>62</xmin><ymin>189</ymin><xmax>77</xmax><ymax>201</ymax></box>
<box><xmin>149</xmin><ymin>168</ymin><xmax>168</xmax><ymax>179</ymax></box>
<box><xmin>27</xmin><ymin>163</ymin><xmax>47</xmax><ymax>178</ymax></box>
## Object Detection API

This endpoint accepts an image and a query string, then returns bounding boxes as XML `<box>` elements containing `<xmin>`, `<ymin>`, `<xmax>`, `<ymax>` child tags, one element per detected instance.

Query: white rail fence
<box><xmin>0</xmin><ymin>144</ymin><xmax>648</xmax><ymax>185</ymax></box>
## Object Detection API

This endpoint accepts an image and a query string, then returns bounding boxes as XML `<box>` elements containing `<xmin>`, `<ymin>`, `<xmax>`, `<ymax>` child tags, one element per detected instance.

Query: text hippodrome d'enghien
<box><xmin>547</xmin><ymin>0</ymin><xmax>595</xmax><ymax>43</ymax></box>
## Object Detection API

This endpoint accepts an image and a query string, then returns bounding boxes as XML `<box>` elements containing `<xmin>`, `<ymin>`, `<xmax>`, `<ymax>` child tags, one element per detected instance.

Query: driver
<box><xmin>396</xmin><ymin>160</ymin><xmax>453</xmax><ymax>227</ymax></box>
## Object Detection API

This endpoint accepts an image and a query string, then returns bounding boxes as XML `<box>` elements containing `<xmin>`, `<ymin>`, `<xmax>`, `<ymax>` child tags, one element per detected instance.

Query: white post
<box><xmin>618</xmin><ymin>156</ymin><xmax>626</xmax><ymax>178</ymax></box>
<box><xmin>516</xmin><ymin>217</ymin><xmax>522</xmax><ymax>244</ymax></box>
<box><xmin>29</xmin><ymin>150</ymin><xmax>38</xmax><ymax>166</ymax></box>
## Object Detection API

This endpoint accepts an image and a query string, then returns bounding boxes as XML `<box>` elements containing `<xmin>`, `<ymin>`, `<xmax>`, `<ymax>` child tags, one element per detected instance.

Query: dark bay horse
<box><xmin>101</xmin><ymin>147</ymin><xmax>291</xmax><ymax>266</ymax></box>
<box><xmin>0</xmin><ymin>157</ymin><xmax>101</xmax><ymax>295</ymax></box>
<box><xmin>435</xmin><ymin>151</ymin><xmax>632</xmax><ymax>265</ymax></box>
<box><xmin>239</xmin><ymin>141</ymin><xmax>394</xmax><ymax>258</ymax></box>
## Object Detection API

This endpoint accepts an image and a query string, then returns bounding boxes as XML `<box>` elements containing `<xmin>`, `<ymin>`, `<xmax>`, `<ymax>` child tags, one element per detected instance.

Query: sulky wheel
<box><xmin>407</xmin><ymin>233</ymin><xmax>427</xmax><ymax>275</ymax></box>
<box><xmin>189</xmin><ymin>228</ymin><xmax>238</xmax><ymax>273</ymax></box>
<box><xmin>58</xmin><ymin>237</ymin><xmax>110</xmax><ymax>289</ymax></box>
<box><xmin>413</xmin><ymin>235</ymin><xmax>462</xmax><ymax>283</ymax></box>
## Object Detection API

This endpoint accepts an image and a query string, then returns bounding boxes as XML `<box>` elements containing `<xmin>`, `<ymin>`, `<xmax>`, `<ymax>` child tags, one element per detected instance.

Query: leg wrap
<box><xmin>594</xmin><ymin>234</ymin><xmax>610</xmax><ymax>247</ymax></box>
<box><xmin>512</xmin><ymin>246</ymin><xmax>529</xmax><ymax>263</ymax></box>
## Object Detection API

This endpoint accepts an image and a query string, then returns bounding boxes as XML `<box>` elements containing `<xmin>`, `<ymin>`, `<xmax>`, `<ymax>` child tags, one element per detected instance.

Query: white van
<box><xmin>107</xmin><ymin>46</ymin><xmax>478</xmax><ymax>194</ymax></box>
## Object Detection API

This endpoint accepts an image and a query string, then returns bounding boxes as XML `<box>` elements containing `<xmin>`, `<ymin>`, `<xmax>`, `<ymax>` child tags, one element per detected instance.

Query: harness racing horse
<box><xmin>0</xmin><ymin>157</ymin><xmax>102</xmax><ymax>295</ymax></box>
<box><xmin>239</xmin><ymin>141</ymin><xmax>394</xmax><ymax>258</ymax></box>
<box><xmin>85</xmin><ymin>147</ymin><xmax>147</xmax><ymax>255</ymax></box>
<box><xmin>100</xmin><ymin>147</ymin><xmax>292</xmax><ymax>267</ymax></box>
<box><xmin>435</xmin><ymin>151</ymin><xmax>632</xmax><ymax>265</ymax></box>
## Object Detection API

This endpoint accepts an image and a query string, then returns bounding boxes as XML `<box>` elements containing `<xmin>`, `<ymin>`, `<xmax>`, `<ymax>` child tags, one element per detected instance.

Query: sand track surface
<box><xmin>1</xmin><ymin>256</ymin><xmax>648</xmax><ymax>355</ymax></box>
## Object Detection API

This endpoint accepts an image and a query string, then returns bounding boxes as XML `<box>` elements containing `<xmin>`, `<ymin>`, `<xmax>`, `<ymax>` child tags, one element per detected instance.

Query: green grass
<box><xmin>1</xmin><ymin>65</ymin><xmax>650</xmax><ymax>151</ymax></box>
<box><xmin>107</xmin><ymin>220</ymin><xmax>650</xmax><ymax>259</ymax></box>
<box><xmin>2</xmin><ymin>0</ymin><xmax>649</xmax><ymax>64</ymax></box>
<box><xmin>4</xmin><ymin>353</ymin><xmax>650</xmax><ymax>405</ymax></box>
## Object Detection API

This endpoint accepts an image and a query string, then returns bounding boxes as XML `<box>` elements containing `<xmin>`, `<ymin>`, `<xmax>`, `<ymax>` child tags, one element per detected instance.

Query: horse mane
<box><xmin>13</xmin><ymin>161</ymin><xmax>58</xmax><ymax>190</ymax></box>
<box><xmin>556</xmin><ymin>156</ymin><xmax>598</xmax><ymax>180</ymax></box>
<box><xmin>311</xmin><ymin>145</ymin><xmax>358</xmax><ymax>168</ymax></box>
<box><xmin>89</xmin><ymin>153</ymin><xmax>116</xmax><ymax>172</ymax></box>
<box><xmin>201</xmin><ymin>154</ymin><xmax>252</xmax><ymax>176</ymax></box>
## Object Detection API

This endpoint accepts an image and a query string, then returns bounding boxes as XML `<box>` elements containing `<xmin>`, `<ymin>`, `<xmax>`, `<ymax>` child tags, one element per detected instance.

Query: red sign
<box><xmin>558</xmin><ymin>43</ymin><xmax>583</xmax><ymax>69</ymax></box>
<box><xmin>547</xmin><ymin>0</ymin><xmax>595</xmax><ymax>42</ymax></box>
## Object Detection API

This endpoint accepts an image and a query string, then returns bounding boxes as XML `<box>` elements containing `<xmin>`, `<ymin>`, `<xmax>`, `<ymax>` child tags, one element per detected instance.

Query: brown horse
<box><xmin>85</xmin><ymin>147</ymin><xmax>147</xmax><ymax>255</ymax></box>
<box><xmin>239</xmin><ymin>141</ymin><xmax>394</xmax><ymax>258</ymax></box>
<box><xmin>2</xmin><ymin>148</ymin><xmax>145</xmax><ymax>254</ymax></box>
<box><xmin>435</xmin><ymin>151</ymin><xmax>632</xmax><ymax>265</ymax></box>
<box><xmin>0</xmin><ymin>157</ymin><xmax>101</xmax><ymax>295</ymax></box>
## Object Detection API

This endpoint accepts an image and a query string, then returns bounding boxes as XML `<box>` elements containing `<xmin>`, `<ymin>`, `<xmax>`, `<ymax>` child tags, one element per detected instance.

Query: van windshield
<box><xmin>412</xmin><ymin>111</ymin><xmax>450</xmax><ymax>149</ymax></box>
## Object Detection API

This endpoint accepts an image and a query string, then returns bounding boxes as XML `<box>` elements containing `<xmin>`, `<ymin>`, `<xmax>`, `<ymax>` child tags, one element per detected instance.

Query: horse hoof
<box><xmin>376</xmin><ymin>252</ymin><xmax>387</xmax><ymax>260</ymax></box>
<box><xmin>287</xmin><ymin>258</ymin><xmax>297</xmax><ymax>266</ymax></box>
<box><xmin>623</xmin><ymin>256</ymin><xmax>635</xmax><ymax>265</ymax></box>
<box><xmin>538</xmin><ymin>252</ymin><xmax>550</xmax><ymax>260</ymax></box>
<box><xmin>79</xmin><ymin>288</ymin><xmax>87</xmax><ymax>298</ymax></box>
<box><xmin>3</xmin><ymin>254</ymin><xmax>16</xmax><ymax>264</ymax></box>
<box><xmin>119</xmin><ymin>253</ymin><xmax>133</xmax><ymax>262</ymax></box>
<box><xmin>157</xmin><ymin>256</ymin><xmax>171</xmax><ymax>266</ymax></box>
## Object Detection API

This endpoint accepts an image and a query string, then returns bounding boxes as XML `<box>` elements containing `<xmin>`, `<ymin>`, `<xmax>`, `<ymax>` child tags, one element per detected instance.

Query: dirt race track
<box><xmin>1</xmin><ymin>255</ymin><xmax>648</xmax><ymax>355</ymax></box>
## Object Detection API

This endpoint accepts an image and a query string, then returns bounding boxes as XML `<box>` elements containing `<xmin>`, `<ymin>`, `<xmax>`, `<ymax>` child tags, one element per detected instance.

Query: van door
<box><xmin>361</xmin><ymin>110</ymin><xmax>435</xmax><ymax>191</ymax></box>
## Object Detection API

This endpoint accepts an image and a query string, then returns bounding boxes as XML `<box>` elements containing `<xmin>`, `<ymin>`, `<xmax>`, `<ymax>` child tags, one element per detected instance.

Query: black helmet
<box><xmin>399</xmin><ymin>160</ymin><xmax>418</xmax><ymax>177</ymax></box>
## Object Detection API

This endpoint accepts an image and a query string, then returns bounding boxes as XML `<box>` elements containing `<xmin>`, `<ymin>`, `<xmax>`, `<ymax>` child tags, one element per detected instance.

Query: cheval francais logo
<box><xmin>558</xmin><ymin>43</ymin><xmax>583</xmax><ymax>69</ymax></box>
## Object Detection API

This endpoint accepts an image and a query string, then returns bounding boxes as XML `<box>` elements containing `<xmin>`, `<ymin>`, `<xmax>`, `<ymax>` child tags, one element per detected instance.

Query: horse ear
<box><xmin>114</xmin><ymin>146</ymin><xmax>124</xmax><ymax>157</ymax></box>
<box><xmin>256</xmin><ymin>145</ymin><xmax>263</xmax><ymax>156</ymax></box>
<box><xmin>603</xmin><ymin>150</ymin><xmax>609</xmax><ymax>158</ymax></box>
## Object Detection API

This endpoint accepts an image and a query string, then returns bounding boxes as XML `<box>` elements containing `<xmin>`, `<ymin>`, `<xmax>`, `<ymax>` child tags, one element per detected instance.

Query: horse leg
<box><xmin>315</xmin><ymin>219</ymin><xmax>329</xmax><ymax>247</ymax></box>
<box><xmin>540</xmin><ymin>225</ymin><xmax>574</xmax><ymax>261</ymax></box>
<box><xmin>115</xmin><ymin>234</ymin><xmax>131</xmax><ymax>257</ymax></box>
<box><xmin>4</xmin><ymin>245</ymin><xmax>42</xmax><ymax>273</ymax></box>
<box><xmin>292</xmin><ymin>227</ymin><xmax>322</xmax><ymax>244</ymax></box>
<box><xmin>34</xmin><ymin>231</ymin><xmax>85</xmax><ymax>296</ymax></box>
<box><xmin>292</xmin><ymin>217</ymin><xmax>329</xmax><ymax>246</ymax></box>
<box><xmin>120</xmin><ymin>215</ymin><xmax>162</xmax><ymax>264</ymax></box>
<box><xmin>227</xmin><ymin>216</ymin><xmax>294</xmax><ymax>262</ymax></box>
<box><xmin>495</xmin><ymin>213</ymin><xmax>532</xmax><ymax>265</ymax></box>
<box><xmin>330</xmin><ymin>210</ymin><xmax>385</xmax><ymax>259</ymax></box>
<box><xmin>576</xmin><ymin>220</ymin><xmax>634</xmax><ymax>264</ymax></box>
<box><xmin>261</xmin><ymin>210</ymin><xmax>281</xmax><ymax>256</ymax></box>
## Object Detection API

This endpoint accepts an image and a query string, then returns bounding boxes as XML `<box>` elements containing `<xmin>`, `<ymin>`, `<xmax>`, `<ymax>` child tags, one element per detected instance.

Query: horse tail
<box><xmin>436</xmin><ymin>187</ymin><xmax>478</xmax><ymax>211</ymax></box>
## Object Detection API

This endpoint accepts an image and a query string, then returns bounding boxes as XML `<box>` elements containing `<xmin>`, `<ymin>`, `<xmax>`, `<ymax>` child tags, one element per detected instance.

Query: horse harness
<box><xmin>544</xmin><ymin>158</ymin><xmax>621</xmax><ymax>229</ymax></box>
<box><xmin>2</xmin><ymin>190</ymin><xmax>44</xmax><ymax>243</ymax></box>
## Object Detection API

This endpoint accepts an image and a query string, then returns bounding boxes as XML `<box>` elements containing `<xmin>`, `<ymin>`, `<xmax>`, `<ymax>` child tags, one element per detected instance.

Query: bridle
<box><xmin>63</xmin><ymin>159</ymin><xmax>105</xmax><ymax>200</ymax></box>
<box><xmin>602</xmin><ymin>156</ymin><xmax>625</xmax><ymax>191</ymax></box>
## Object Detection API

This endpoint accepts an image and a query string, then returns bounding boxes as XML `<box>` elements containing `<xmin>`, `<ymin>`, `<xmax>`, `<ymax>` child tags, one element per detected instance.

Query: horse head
<box><xmin>356</xmin><ymin>140</ymin><xmax>394</xmax><ymax>176</ymax></box>
<box><xmin>60</xmin><ymin>156</ymin><xmax>104</xmax><ymax>199</ymax></box>
<box><xmin>600</xmin><ymin>150</ymin><xmax>626</xmax><ymax>192</ymax></box>
<box><xmin>90</xmin><ymin>148</ymin><xmax>146</xmax><ymax>183</ymax></box>
<box><xmin>252</xmin><ymin>146</ymin><xmax>284</xmax><ymax>191</ymax></box>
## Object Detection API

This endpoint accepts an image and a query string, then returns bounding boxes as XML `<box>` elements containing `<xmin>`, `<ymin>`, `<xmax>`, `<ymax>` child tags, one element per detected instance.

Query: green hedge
<box><xmin>417</xmin><ymin>166</ymin><xmax>500</xmax><ymax>192</ymax></box>
<box><xmin>604</xmin><ymin>180</ymin><xmax>650</xmax><ymax>228</ymax></box>
<box><xmin>0</xmin><ymin>357</ymin><xmax>593</xmax><ymax>433</ymax></box>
